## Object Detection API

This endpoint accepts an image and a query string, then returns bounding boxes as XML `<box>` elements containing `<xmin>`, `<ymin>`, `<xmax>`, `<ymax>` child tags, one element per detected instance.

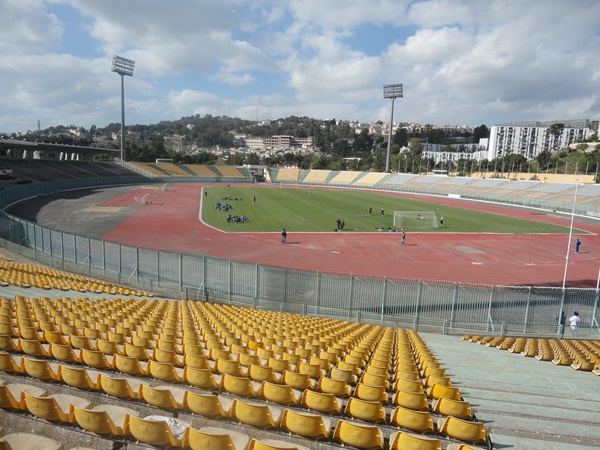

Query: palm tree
<box><xmin>549</xmin><ymin>123</ymin><xmax>564</xmax><ymax>152</ymax></box>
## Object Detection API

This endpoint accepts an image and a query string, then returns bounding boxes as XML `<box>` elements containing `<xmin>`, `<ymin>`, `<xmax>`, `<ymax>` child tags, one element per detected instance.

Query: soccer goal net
<box><xmin>393</xmin><ymin>211</ymin><xmax>439</xmax><ymax>229</ymax></box>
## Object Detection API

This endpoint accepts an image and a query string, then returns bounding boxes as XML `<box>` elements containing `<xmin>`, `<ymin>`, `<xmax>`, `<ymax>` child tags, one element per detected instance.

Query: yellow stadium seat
<box><xmin>281</xmin><ymin>370</ymin><xmax>315</xmax><ymax>390</ymax></box>
<box><xmin>426</xmin><ymin>384</ymin><xmax>461</xmax><ymax>401</ymax></box>
<box><xmin>392</xmin><ymin>390</ymin><xmax>429</xmax><ymax>411</ymax></box>
<box><xmin>316</xmin><ymin>376</ymin><xmax>351</xmax><ymax>397</ymax></box>
<box><xmin>184</xmin><ymin>367</ymin><xmax>220</xmax><ymax>390</ymax></box>
<box><xmin>0</xmin><ymin>335</ymin><xmax>20</xmax><ymax>353</ymax></box>
<box><xmin>43</xmin><ymin>330</ymin><xmax>67</xmax><ymax>345</ymax></box>
<box><xmin>437</xmin><ymin>417</ymin><xmax>487</xmax><ymax>444</ymax></box>
<box><xmin>50</xmin><ymin>343</ymin><xmax>81</xmax><ymax>363</ymax></box>
<box><xmin>124</xmin><ymin>415</ymin><xmax>183</xmax><ymax>447</ymax></box>
<box><xmin>147</xmin><ymin>360</ymin><xmax>185</xmax><ymax>383</ymax></box>
<box><xmin>365</xmin><ymin>365</ymin><xmax>388</xmax><ymax>377</ymax></box>
<box><xmin>431</xmin><ymin>397</ymin><xmax>472</xmax><ymax>419</ymax></box>
<box><xmin>424</xmin><ymin>375</ymin><xmax>452</xmax><ymax>388</ymax></box>
<box><xmin>353</xmin><ymin>383</ymin><xmax>389</xmax><ymax>403</ymax></box>
<box><xmin>99</xmin><ymin>373</ymin><xmax>141</xmax><ymax>400</ymax></box>
<box><xmin>114</xmin><ymin>354</ymin><xmax>148</xmax><ymax>376</ymax></box>
<box><xmin>267</xmin><ymin>357</ymin><xmax>292</xmax><ymax>374</ymax></box>
<box><xmin>246</xmin><ymin>438</ymin><xmax>310</xmax><ymax>450</ymax></box>
<box><xmin>279</xmin><ymin>408</ymin><xmax>331</xmax><ymax>440</ymax></box>
<box><xmin>124</xmin><ymin>343</ymin><xmax>151</xmax><ymax>360</ymax></box>
<box><xmin>23</xmin><ymin>392</ymin><xmax>90</xmax><ymax>422</ymax></box>
<box><xmin>184</xmin><ymin>353</ymin><xmax>211</xmax><ymax>370</ymax></box>
<box><xmin>220</xmin><ymin>373</ymin><xmax>259</xmax><ymax>397</ymax></box>
<box><xmin>393</xmin><ymin>378</ymin><xmax>424</xmax><ymax>393</ymax></box>
<box><xmin>19</xmin><ymin>339</ymin><xmax>51</xmax><ymax>358</ymax></box>
<box><xmin>81</xmin><ymin>348</ymin><xmax>114</xmax><ymax>370</ymax></box>
<box><xmin>209</xmin><ymin>348</ymin><xmax>232</xmax><ymax>361</ymax></box>
<box><xmin>96</xmin><ymin>339</ymin><xmax>121</xmax><ymax>356</ymax></box>
<box><xmin>216</xmin><ymin>358</ymin><xmax>247</xmax><ymax>377</ymax></box>
<box><xmin>300</xmin><ymin>389</ymin><xmax>342</xmax><ymax>414</ymax></box>
<box><xmin>184</xmin><ymin>392</ymin><xmax>232</xmax><ymax>419</ymax></box>
<box><xmin>0</xmin><ymin>382</ymin><xmax>46</xmax><ymax>410</ymax></box>
<box><xmin>229</xmin><ymin>399</ymin><xmax>280</xmax><ymax>429</ymax></box>
<box><xmin>60</xmin><ymin>366</ymin><xmax>100</xmax><ymax>390</ymax></box>
<box><xmin>140</xmin><ymin>383</ymin><xmax>186</xmax><ymax>409</ymax></box>
<box><xmin>0</xmin><ymin>352</ymin><xmax>22</xmax><ymax>373</ymax></box>
<box><xmin>297</xmin><ymin>362</ymin><xmax>325</xmax><ymax>379</ymax></box>
<box><xmin>359</xmin><ymin>372</ymin><xmax>389</xmax><ymax>389</ymax></box>
<box><xmin>182</xmin><ymin>426</ymin><xmax>250</xmax><ymax>450</ymax></box>
<box><xmin>68</xmin><ymin>335</ymin><xmax>94</xmax><ymax>350</ymax></box>
<box><xmin>390</xmin><ymin>406</ymin><xmax>434</xmax><ymax>433</ymax></box>
<box><xmin>21</xmin><ymin>357</ymin><xmax>60</xmax><ymax>381</ymax></box>
<box><xmin>238</xmin><ymin>353</ymin><xmax>261</xmax><ymax>368</ymax></box>
<box><xmin>248</xmin><ymin>364</ymin><xmax>280</xmax><ymax>383</ymax></box>
<box><xmin>332</xmin><ymin>420</ymin><xmax>384</xmax><ymax>450</ymax></box>
<box><xmin>343</xmin><ymin>397</ymin><xmax>386</xmax><ymax>423</ymax></box>
<box><xmin>259</xmin><ymin>381</ymin><xmax>301</xmax><ymax>406</ymax></box>
<box><xmin>389</xmin><ymin>431</ymin><xmax>442</xmax><ymax>450</ymax></box>
<box><xmin>71</xmin><ymin>404</ymin><xmax>139</xmax><ymax>436</ymax></box>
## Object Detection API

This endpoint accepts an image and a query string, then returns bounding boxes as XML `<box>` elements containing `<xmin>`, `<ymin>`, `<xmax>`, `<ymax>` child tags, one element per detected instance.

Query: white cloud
<box><xmin>1</xmin><ymin>0</ymin><xmax>599</xmax><ymax>132</ymax></box>
<box><xmin>0</xmin><ymin>0</ymin><xmax>63</xmax><ymax>53</ymax></box>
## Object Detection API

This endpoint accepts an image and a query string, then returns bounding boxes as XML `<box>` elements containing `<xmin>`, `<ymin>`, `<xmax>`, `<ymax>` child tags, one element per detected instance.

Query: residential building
<box><xmin>487</xmin><ymin>119</ymin><xmax>591</xmax><ymax>160</ymax></box>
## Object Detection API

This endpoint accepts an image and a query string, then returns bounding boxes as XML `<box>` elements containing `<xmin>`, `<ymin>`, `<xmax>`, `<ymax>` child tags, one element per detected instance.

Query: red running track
<box><xmin>100</xmin><ymin>183</ymin><xmax>600</xmax><ymax>288</ymax></box>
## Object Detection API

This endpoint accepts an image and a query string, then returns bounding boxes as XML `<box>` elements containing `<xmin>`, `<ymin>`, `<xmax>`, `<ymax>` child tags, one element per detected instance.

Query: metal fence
<box><xmin>1</xmin><ymin>176</ymin><xmax>599</xmax><ymax>338</ymax></box>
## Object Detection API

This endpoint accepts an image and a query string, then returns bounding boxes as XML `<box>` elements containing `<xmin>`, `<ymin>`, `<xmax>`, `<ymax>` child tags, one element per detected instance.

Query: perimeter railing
<box><xmin>1</xmin><ymin>175</ymin><xmax>599</xmax><ymax>338</ymax></box>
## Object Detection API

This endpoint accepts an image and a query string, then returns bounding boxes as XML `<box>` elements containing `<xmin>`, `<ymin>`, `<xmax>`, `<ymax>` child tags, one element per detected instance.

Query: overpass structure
<box><xmin>0</xmin><ymin>138</ymin><xmax>119</xmax><ymax>161</ymax></box>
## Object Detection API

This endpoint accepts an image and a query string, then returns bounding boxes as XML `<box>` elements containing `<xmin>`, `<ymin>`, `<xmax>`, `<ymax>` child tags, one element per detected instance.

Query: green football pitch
<box><xmin>202</xmin><ymin>186</ymin><xmax>573</xmax><ymax>234</ymax></box>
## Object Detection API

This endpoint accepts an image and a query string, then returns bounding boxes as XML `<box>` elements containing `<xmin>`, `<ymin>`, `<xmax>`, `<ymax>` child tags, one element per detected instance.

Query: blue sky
<box><xmin>1</xmin><ymin>0</ymin><xmax>599</xmax><ymax>133</ymax></box>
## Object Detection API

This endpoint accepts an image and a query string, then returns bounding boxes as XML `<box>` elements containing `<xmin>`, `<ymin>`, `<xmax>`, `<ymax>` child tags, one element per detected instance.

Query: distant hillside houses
<box><xmin>237</xmin><ymin>134</ymin><xmax>315</xmax><ymax>152</ymax></box>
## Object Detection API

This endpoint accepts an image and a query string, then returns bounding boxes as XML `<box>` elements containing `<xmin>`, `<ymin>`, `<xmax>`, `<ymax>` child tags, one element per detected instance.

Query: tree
<box><xmin>473</xmin><ymin>124</ymin><xmax>489</xmax><ymax>141</ymax></box>
<box><xmin>408</xmin><ymin>138</ymin><xmax>423</xmax><ymax>158</ymax></box>
<box><xmin>549</xmin><ymin>123</ymin><xmax>564</xmax><ymax>151</ymax></box>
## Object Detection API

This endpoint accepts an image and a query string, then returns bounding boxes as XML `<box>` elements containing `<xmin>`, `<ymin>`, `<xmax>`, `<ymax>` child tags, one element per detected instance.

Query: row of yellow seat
<box><xmin>0</xmin><ymin>261</ymin><xmax>150</xmax><ymax>296</ymax></box>
<box><xmin>0</xmin><ymin>369</ymin><xmax>485</xmax><ymax>450</ymax></box>
<box><xmin>0</xmin><ymin>293</ymin><xmax>491</xmax><ymax>449</ymax></box>
<box><xmin>463</xmin><ymin>335</ymin><xmax>600</xmax><ymax>375</ymax></box>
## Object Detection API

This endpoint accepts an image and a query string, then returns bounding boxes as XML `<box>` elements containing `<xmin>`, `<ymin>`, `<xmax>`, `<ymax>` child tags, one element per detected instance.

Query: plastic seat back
<box><xmin>431</xmin><ymin>397</ymin><xmax>472</xmax><ymax>419</ymax></box>
<box><xmin>332</xmin><ymin>420</ymin><xmax>384</xmax><ymax>450</ymax></box>
<box><xmin>125</xmin><ymin>415</ymin><xmax>183</xmax><ymax>447</ymax></box>
<box><xmin>229</xmin><ymin>399</ymin><xmax>278</xmax><ymax>428</ymax></box>
<box><xmin>389</xmin><ymin>431</ymin><xmax>442</xmax><ymax>450</ymax></box>
<box><xmin>185</xmin><ymin>391</ymin><xmax>230</xmax><ymax>418</ymax></box>
<box><xmin>437</xmin><ymin>416</ymin><xmax>487</xmax><ymax>444</ymax></box>
<box><xmin>390</xmin><ymin>406</ymin><xmax>434</xmax><ymax>433</ymax></box>
<box><xmin>353</xmin><ymin>383</ymin><xmax>388</xmax><ymax>403</ymax></box>
<box><xmin>300</xmin><ymin>389</ymin><xmax>342</xmax><ymax>414</ymax></box>
<box><xmin>343</xmin><ymin>397</ymin><xmax>386</xmax><ymax>423</ymax></box>
<box><xmin>184</xmin><ymin>367</ymin><xmax>219</xmax><ymax>389</ymax></box>
<box><xmin>279</xmin><ymin>409</ymin><xmax>330</xmax><ymax>439</ymax></box>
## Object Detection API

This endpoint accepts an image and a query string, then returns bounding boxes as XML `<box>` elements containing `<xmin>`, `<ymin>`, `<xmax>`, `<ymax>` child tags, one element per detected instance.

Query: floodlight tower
<box><xmin>383</xmin><ymin>83</ymin><xmax>403</xmax><ymax>173</ymax></box>
<box><xmin>111</xmin><ymin>55</ymin><xmax>135</xmax><ymax>161</ymax></box>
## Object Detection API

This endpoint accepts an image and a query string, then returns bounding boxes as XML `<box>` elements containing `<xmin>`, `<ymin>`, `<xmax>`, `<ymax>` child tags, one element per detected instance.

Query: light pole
<box><xmin>111</xmin><ymin>55</ymin><xmax>135</xmax><ymax>161</ymax></box>
<box><xmin>383</xmin><ymin>83</ymin><xmax>403</xmax><ymax>173</ymax></box>
<box><xmin>562</xmin><ymin>181</ymin><xmax>579</xmax><ymax>289</ymax></box>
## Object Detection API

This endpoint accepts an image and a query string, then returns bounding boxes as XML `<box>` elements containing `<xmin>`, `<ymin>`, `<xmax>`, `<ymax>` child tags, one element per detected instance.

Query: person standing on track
<box><xmin>401</xmin><ymin>229</ymin><xmax>406</xmax><ymax>246</ymax></box>
<box><xmin>281</xmin><ymin>228</ymin><xmax>287</xmax><ymax>244</ymax></box>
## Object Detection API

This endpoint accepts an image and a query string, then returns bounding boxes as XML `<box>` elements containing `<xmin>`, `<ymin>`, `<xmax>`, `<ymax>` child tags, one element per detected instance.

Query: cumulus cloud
<box><xmin>1</xmin><ymin>0</ymin><xmax>599</xmax><ymax>132</ymax></box>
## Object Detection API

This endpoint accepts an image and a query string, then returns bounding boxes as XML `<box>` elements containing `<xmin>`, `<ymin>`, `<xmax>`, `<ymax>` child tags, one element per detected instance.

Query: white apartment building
<box><xmin>487</xmin><ymin>119</ymin><xmax>591</xmax><ymax>160</ymax></box>
<box><xmin>421</xmin><ymin>141</ymin><xmax>488</xmax><ymax>164</ymax></box>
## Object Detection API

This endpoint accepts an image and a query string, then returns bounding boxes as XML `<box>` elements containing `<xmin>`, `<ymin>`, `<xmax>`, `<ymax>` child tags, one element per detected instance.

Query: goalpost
<box><xmin>393</xmin><ymin>211</ymin><xmax>439</xmax><ymax>229</ymax></box>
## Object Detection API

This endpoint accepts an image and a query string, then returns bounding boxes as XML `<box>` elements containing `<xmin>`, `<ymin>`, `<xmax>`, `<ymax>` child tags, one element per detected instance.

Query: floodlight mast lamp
<box><xmin>383</xmin><ymin>83</ymin><xmax>403</xmax><ymax>173</ymax></box>
<box><xmin>111</xmin><ymin>55</ymin><xmax>135</xmax><ymax>161</ymax></box>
